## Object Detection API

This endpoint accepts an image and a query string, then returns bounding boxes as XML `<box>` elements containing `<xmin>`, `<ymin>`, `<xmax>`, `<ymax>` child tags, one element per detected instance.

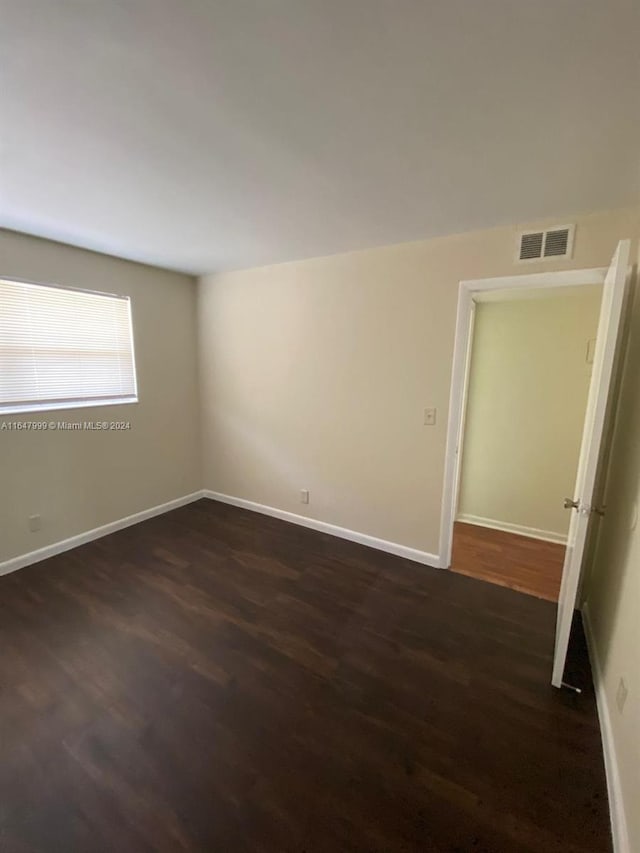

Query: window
<box><xmin>0</xmin><ymin>278</ymin><xmax>138</xmax><ymax>415</ymax></box>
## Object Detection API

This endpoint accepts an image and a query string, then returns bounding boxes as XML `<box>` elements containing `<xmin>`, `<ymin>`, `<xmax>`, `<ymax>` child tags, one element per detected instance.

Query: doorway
<box><xmin>439</xmin><ymin>242</ymin><xmax>630</xmax><ymax>688</ymax></box>
<box><xmin>450</xmin><ymin>284</ymin><xmax>603</xmax><ymax>602</ymax></box>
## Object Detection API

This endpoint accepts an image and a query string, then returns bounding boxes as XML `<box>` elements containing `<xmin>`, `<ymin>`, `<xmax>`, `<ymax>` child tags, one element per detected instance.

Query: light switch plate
<box><xmin>424</xmin><ymin>408</ymin><xmax>437</xmax><ymax>426</ymax></box>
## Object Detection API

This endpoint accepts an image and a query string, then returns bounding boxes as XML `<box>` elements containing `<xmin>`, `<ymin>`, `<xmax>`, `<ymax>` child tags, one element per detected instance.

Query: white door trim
<box><xmin>438</xmin><ymin>266</ymin><xmax>607</xmax><ymax>569</ymax></box>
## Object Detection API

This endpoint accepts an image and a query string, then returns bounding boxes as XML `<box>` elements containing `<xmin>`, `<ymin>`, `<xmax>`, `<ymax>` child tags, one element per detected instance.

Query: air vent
<box><xmin>544</xmin><ymin>228</ymin><xmax>570</xmax><ymax>257</ymax></box>
<box><xmin>516</xmin><ymin>225</ymin><xmax>575</xmax><ymax>263</ymax></box>
<box><xmin>520</xmin><ymin>232</ymin><xmax>544</xmax><ymax>260</ymax></box>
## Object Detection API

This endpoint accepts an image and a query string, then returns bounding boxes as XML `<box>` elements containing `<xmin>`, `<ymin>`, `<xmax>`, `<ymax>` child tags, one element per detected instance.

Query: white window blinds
<box><xmin>0</xmin><ymin>278</ymin><xmax>138</xmax><ymax>415</ymax></box>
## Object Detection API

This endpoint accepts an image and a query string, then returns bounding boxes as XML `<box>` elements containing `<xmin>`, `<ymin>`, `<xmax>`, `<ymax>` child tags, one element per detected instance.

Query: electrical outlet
<box><xmin>616</xmin><ymin>677</ymin><xmax>628</xmax><ymax>714</ymax></box>
<box><xmin>424</xmin><ymin>407</ymin><xmax>437</xmax><ymax>426</ymax></box>
<box><xmin>300</xmin><ymin>489</ymin><xmax>309</xmax><ymax>505</ymax></box>
<box><xmin>28</xmin><ymin>514</ymin><xmax>41</xmax><ymax>532</ymax></box>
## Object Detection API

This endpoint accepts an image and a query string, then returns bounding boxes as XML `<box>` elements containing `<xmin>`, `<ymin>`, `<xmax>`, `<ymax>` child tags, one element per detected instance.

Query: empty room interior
<box><xmin>0</xmin><ymin>3</ymin><xmax>639</xmax><ymax>853</ymax></box>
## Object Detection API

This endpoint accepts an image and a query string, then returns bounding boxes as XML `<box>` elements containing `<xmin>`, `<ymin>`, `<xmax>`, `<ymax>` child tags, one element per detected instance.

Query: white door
<box><xmin>552</xmin><ymin>239</ymin><xmax>630</xmax><ymax>688</ymax></box>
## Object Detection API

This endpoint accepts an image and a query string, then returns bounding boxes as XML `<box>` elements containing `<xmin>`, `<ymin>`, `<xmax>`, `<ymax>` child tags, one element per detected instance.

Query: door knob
<box><xmin>564</xmin><ymin>498</ymin><xmax>580</xmax><ymax>509</ymax></box>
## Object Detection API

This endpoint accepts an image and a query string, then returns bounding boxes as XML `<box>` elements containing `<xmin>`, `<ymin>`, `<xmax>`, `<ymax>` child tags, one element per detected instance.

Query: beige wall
<box><xmin>583</xmin><ymin>252</ymin><xmax>640</xmax><ymax>852</ymax></box>
<box><xmin>0</xmin><ymin>230</ymin><xmax>201</xmax><ymax>563</ymax></box>
<box><xmin>198</xmin><ymin>205</ymin><xmax>640</xmax><ymax>557</ymax></box>
<box><xmin>457</xmin><ymin>287</ymin><xmax>602</xmax><ymax>539</ymax></box>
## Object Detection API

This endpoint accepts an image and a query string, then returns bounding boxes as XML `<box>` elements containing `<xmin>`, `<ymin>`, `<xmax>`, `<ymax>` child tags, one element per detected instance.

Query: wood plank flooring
<box><xmin>0</xmin><ymin>499</ymin><xmax>609</xmax><ymax>852</ymax></box>
<box><xmin>451</xmin><ymin>521</ymin><xmax>566</xmax><ymax>601</ymax></box>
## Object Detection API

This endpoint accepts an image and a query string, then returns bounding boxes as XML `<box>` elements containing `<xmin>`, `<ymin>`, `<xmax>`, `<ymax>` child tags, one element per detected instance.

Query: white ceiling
<box><xmin>1</xmin><ymin>1</ymin><xmax>639</xmax><ymax>275</ymax></box>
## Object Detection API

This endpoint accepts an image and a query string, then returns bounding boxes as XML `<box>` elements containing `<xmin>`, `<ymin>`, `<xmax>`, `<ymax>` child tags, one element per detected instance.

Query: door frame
<box><xmin>438</xmin><ymin>266</ymin><xmax>607</xmax><ymax>569</ymax></box>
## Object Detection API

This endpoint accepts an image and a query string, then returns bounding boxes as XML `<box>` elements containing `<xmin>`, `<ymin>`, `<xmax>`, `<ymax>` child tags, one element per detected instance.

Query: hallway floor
<box><xmin>451</xmin><ymin>521</ymin><xmax>566</xmax><ymax>601</ymax></box>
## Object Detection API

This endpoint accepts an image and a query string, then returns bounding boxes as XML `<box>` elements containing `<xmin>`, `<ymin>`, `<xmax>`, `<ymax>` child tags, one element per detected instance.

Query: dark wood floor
<box><xmin>451</xmin><ymin>521</ymin><xmax>566</xmax><ymax>602</ymax></box>
<box><xmin>0</xmin><ymin>500</ymin><xmax>609</xmax><ymax>853</ymax></box>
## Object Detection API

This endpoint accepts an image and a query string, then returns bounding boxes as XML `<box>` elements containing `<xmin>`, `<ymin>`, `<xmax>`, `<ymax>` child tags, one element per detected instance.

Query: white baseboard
<box><xmin>1</xmin><ymin>487</ymin><xmax>440</xmax><ymax>577</ymax></box>
<box><xmin>582</xmin><ymin>602</ymin><xmax>630</xmax><ymax>853</ymax></box>
<box><xmin>0</xmin><ymin>490</ymin><xmax>205</xmax><ymax>577</ymax></box>
<box><xmin>455</xmin><ymin>513</ymin><xmax>568</xmax><ymax>545</ymax></box>
<box><xmin>203</xmin><ymin>490</ymin><xmax>441</xmax><ymax>568</ymax></box>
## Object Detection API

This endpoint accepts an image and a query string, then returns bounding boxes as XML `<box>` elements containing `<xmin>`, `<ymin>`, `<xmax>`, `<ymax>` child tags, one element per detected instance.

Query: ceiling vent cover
<box><xmin>516</xmin><ymin>225</ymin><xmax>574</xmax><ymax>262</ymax></box>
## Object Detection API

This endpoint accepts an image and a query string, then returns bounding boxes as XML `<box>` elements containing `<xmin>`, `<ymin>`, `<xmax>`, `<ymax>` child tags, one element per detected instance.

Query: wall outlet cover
<box><xmin>616</xmin><ymin>677</ymin><xmax>628</xmax><ymax>714</ymax></box>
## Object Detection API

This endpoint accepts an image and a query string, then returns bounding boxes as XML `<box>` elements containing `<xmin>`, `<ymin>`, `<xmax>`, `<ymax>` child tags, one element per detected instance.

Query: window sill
<box><xmin>0</xmin><ymin>397</ymin><xmax>139</xmax><ymax>417</ymax></box>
